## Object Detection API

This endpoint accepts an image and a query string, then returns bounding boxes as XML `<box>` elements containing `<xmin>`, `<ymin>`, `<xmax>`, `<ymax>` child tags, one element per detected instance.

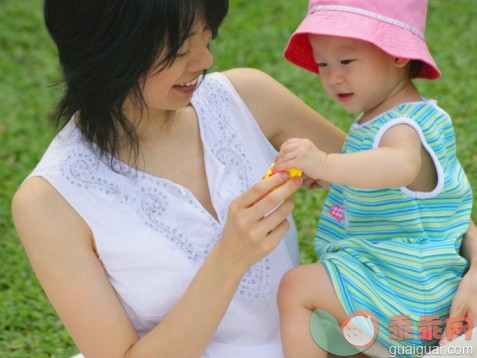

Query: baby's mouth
<box><xmin>338</xmin><ymin>93</ymin><xmax>353</xmax><ymax>99</ymax></box>
<box><xmin>336</xmin><ymin>93</ymin><xmax>354</xmax><ymax>102</ymax></box>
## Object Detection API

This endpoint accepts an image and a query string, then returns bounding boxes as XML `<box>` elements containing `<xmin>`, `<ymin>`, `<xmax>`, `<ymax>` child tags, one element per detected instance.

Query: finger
<box><xmin>251</xmin><ymin>177</ymin><xmax>302</xmax><ymax>217</ymax></box>
<box><xmin>280</xmin><ymin>141</ymin><xmax>301</xmax><ymax>153</ymax></box>
<box><xmin>238</xmin><ymin>172</ymin><xmax>290</xmax><ymax>208</ymax></box>
<box><xmin>279</xmin><ymin>142</ymin><xmax>301</xmax><ymax>158</ymax></box>
<box><xmin>274</xmin><ymin>158</ymin><xmax>301</xmax><ymax>172</ymax></box>
<box><xmin>264</xmin><ymin>218</ymin><xmax>292</xmax><ymax>253</ymax></box>
<box><xmin>440</xmin><ymin>299</ymin><xmax>465</xmax><ymax>344</ymax></box>
<box><xmin>281</xmin><ymin>137</ymin><xmax>302</xmax><ymax>148</ymax></box>
<box><xmin>274</xmin><ymin>152</ymin><xmax>298</xmax><ymax>168</ymax></box>
<box><xmin>260</xmin><ymin>197</ymin><xmax>294</xmax><ymax>233</ymax></box>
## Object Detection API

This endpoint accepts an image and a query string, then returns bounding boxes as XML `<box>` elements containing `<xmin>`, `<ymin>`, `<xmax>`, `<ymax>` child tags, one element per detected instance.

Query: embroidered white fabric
<box><xmin>27</xmin><ymin>72</ymin><xmax>298</xmax><ymax>357</ymax></box>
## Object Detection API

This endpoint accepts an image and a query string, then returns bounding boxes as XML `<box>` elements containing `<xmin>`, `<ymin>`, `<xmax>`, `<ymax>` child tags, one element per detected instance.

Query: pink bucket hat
<box><xmin>284</xmin><ymin>0</ymin><xmax>440</xmax><ymax>80</ymax></box>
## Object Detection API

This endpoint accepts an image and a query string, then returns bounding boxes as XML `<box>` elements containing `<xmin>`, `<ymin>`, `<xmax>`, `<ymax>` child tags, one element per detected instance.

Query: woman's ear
<box><xmin>395</xmin><ymin>57</ymin><xmax>411</xmax><ymax>69</ymax></box>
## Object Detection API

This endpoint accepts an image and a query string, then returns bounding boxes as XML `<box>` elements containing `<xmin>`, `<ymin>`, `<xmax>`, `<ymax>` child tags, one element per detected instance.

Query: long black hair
<box><xmin>44</xmin><ymin>0</ymin><xmax>228</xmax><ymax>164</ymax></box>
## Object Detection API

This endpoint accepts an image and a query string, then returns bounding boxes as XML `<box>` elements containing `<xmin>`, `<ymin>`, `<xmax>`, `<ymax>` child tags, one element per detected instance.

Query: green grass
<box><xmin>1</xmin><ymin>0</ymin><xmax>476</xmax><ymax>356</ymax></box>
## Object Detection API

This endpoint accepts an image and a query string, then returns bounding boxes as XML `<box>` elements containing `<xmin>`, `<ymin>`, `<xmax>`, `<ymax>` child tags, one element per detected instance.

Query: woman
<box><xmin>12</xmin><ymin>0</ymin><xmax>477</xmax><ymax>357</ymax></box>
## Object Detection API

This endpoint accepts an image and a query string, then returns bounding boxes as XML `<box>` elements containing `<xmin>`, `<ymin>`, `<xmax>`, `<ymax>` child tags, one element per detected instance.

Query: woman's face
<box><xmin>139</xmin><ymin>17</ymin><xmax>214</xmax><ymax>116</ymax></box>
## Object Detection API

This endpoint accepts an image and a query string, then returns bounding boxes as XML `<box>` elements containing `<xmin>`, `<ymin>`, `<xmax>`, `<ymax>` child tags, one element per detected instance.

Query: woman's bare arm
<box><xmin>12</xmin><ymin>173</ymin><xmax>301</xmax><ymax>357</ymax></box>
<box><xmin>224</xmin><ymin>68</ymin><xmax>346</xmax><ymax>154</ymax></box>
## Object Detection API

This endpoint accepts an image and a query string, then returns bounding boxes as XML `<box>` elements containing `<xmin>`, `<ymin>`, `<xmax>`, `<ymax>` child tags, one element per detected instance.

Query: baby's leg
<box><xmin>277</xmin><ymin>263</ymin><xmax>352</xmax><ymax>358</ymax></box>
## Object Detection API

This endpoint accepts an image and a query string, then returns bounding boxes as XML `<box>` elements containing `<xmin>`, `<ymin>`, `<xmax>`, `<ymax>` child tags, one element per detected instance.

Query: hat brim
<box><xmin>284</xmin><ymin>10</ymin><xmax>440</xmax><ymax>80</ymax></box>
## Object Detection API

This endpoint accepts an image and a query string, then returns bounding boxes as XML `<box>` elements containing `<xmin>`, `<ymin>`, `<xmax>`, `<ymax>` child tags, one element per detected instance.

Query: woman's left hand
<box><xmin>440</xmin><ymin>266</ymin><xmax>477</xmax><ymax>344</ymax></box>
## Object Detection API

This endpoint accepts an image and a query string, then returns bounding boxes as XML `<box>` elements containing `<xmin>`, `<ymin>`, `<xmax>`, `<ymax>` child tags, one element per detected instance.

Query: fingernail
<box><xmin>280</xmin><ymin>172</ymin><xmax>290</xmax><ymax>180</ymax></box>
<box><xmin>293</xmin><ymin>177</ymin><xmax>303</xmax><ymax>185</ymax></box>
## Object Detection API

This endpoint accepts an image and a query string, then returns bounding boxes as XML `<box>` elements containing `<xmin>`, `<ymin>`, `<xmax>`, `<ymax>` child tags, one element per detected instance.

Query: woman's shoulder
<box><xmin>12</xmin><ymin>176</ymin><xmax>86</xmax><ymax>229</ymax></box>
<box><xmin>12</xmin><ymin>176</ymin><xmax>91</xmax><ymax>250</ymax></box>
<box><xmin>218</xmin><ymin>68</ymin><xmax>298</xmax><ymax>140</ymax></box>
<box><xmin>221</xmin><ymin>68</ymin><xmax>278</xmax><ymax>99</ymax></box>
<box><xmin>221</xmin><ymin>67</ymin><xmax>271</xmax><ymax>83</ymax></box>
<box><xmin>200</xmin><ymin>68</ymin><xmax>279</xmax><ymax>109</ymax></box>
<box><xmin>12</xmin><ymin>177</ymin><xmax>59</xmax><ymax>219</ymax></box>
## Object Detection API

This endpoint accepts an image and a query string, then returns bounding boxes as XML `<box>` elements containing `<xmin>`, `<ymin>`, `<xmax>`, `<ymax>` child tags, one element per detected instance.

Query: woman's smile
<box><xmin>173</xmin><ymin>75</ymin><xmax>202</xmax><ymax>94</ymax></box>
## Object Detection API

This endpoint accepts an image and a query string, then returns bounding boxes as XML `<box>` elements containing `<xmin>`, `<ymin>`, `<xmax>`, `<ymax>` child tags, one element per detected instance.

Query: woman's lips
<box><xmin>173</xmin><ymin>76</ymin><xmax>201</xmax><ymax>94</ymax></box>
<box><xmin>173</xmin><ymin>83</ymin><xmax>198</xmax><ymax>94</ymax></box>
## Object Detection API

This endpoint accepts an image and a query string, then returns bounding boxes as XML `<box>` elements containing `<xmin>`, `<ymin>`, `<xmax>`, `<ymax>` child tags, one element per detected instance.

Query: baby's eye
<box><xmin>341</xmin><ymin>59</ymin><xmax>354</xmax><ymax>65</ymax></box>
<box><xmin>317</xmin><ymin>63</ymin><xmax>327</xmax><ymax>68</ymax></box>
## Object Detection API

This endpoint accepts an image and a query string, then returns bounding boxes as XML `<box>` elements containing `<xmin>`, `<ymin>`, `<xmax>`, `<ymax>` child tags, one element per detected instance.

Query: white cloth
<box><xmin>28</xmin><ymin>72</ymin><xmax>298</xmax><ymax>357</ymax></box>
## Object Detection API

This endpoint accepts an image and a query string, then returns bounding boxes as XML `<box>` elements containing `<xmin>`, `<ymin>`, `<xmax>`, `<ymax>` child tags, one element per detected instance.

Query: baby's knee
<box><xmin>278</xmin><ymin>265</ymin><xmax>313</xmax><ymax>306</ymax></box>
<box><xmin>278</xmin><ymin>263</ymin><xmax>329</xmax><ymax>308</ymax></box>
<box><xmin>277</xmin><ymin>268</ymin><xmax>299</xmax><ymax>310</ymax></box>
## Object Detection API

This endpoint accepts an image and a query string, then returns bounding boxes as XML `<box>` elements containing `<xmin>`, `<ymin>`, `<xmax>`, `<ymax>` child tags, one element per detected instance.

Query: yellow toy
<box><xmin>263</xmin><ymin>163</ymin><xmax>302</xmax><ymax>179</ymax></box>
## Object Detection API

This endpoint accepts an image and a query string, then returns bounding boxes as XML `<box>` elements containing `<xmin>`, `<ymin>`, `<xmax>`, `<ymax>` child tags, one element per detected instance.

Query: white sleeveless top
<box><xmin>27</xmin><ymin>72</ymin><xmax>298</xmax><ymax>357</ymax></box>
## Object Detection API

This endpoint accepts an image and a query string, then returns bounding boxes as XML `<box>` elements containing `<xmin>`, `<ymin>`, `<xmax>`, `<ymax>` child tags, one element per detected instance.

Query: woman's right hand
<box><xmin>216</xmin><ymin>172</ymin><xmax>302</xmax><ymax>274</ymax></box>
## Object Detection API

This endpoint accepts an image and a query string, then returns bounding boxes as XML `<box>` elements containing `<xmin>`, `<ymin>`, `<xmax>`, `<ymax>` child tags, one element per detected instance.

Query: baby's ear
<box><xmin>395</xmin><ymin>57</ymin><xmax>411</xmax><ymax>69</ymax></box>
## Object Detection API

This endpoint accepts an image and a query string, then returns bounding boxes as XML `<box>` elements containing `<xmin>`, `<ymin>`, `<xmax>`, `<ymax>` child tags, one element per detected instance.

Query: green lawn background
<box><xmin>1</xmin><ymin>1</ymin><xmax>476</xmax><ymax>356</ymax></box>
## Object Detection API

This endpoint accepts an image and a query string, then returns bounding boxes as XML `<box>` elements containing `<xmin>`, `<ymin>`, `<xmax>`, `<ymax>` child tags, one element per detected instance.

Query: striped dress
<box><xmin>315</xmin><ymin>100</ymin><xmax>472</xmax><ymax>352</ymax></box>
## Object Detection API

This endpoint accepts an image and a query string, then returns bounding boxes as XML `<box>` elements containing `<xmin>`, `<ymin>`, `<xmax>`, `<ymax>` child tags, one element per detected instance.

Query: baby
<box><xmin>275</xmin><ymin>0</ymin><xmax>473</xmax><ymax>356</ymax></box>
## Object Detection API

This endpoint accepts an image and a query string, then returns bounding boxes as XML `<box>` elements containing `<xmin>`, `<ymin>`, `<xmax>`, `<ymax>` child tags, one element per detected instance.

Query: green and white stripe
<box><xmin>315</xmin><ymin>100</ymin><xmax>472</xmax><ymax>353</ymax></box>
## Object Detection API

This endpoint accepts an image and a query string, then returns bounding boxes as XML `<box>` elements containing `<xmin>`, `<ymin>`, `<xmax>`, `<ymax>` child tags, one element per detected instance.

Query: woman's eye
<box><xmin>176</xmin><ymin>48</ymin><xmax>191</xmax><ymax>58</ymax></box>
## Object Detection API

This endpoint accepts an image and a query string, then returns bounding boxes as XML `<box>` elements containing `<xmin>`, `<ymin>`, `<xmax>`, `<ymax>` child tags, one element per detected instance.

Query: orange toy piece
<box><xmin>263</xmin><ymin>162</ymin><xmax>302</xmax><ymax>179</ymax></box>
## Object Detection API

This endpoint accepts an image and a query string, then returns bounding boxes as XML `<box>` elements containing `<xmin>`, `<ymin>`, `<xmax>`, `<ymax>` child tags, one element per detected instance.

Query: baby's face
<box><xmin>309</xmin><ymin>35</ymin><xmax>408</xmax><ymax>122</ymax></box>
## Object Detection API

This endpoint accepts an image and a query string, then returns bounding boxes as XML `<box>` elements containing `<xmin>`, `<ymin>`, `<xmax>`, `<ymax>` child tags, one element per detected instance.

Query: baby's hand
<box><xmin>273</xmin><ymin>138</ymin><xmax>327</xmax><ymax>180</ymax></box>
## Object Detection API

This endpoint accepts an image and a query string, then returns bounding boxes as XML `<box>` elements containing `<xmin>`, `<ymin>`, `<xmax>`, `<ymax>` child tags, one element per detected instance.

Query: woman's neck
<box><xmin>118</xmin><ymin>105</ymin><xmax>196</xmax><ymax>167</ymax></box>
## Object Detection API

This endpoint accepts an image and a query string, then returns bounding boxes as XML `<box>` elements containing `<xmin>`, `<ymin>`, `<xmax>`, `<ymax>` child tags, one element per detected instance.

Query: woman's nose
<box><xmin>187</xmin><ymin>43</ymin><xmax>213</xmax><ymax>73</ymax></box>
